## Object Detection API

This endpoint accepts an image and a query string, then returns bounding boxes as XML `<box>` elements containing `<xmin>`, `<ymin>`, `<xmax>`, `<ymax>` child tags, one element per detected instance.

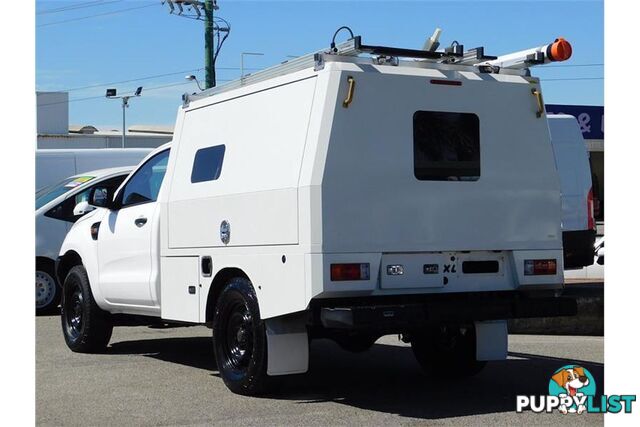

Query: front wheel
<box><xmin>411</xmin><ymin>323</ymin><xmax>486</xmax><ymax>378</ymax></box>
<box><xmin>61</xmin><ymin>265</ymin><xmax>113</xmax><ymax>353</ymax></box>
<box><xmin>213</xmin><ymin>277</ymin><xmax>269</xmax><ymax>396</ymax></box>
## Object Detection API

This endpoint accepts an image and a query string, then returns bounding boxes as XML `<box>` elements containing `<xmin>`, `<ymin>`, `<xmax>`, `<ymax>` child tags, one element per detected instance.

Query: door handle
<box><xmin>135</xmin><ymin>217</ymin><xmax>147</xmax><ymax>227</ymax></box>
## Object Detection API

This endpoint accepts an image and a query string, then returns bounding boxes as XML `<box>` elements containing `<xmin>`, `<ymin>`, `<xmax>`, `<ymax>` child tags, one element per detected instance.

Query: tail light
<box><xmin>587</xmin><ymin>188</ymin><xmax>596</xmax><ymax>230</ymax></box>
<box><xmin>524</xmin><ymin>259</ymin><xmax>557</xmax><ymax>276</ymax></box>
<box><xmin>330</xmin><ymin>263</ymin><xmax>370</xmax><ymax>281</ymax></box>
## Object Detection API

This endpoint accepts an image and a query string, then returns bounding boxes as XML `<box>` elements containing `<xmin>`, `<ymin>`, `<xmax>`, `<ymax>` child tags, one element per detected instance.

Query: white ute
<box><xmin>57</xmin><ymin>32</ymin><xmax>577</xmax><ymax>395</ymax></box>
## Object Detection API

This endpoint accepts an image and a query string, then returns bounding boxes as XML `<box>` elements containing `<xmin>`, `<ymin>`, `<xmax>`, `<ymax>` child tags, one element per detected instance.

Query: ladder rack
<box><xmin>183</xmin><ymin>36</ymin><xmax>465</xmax><ymax>106</ymax></box>
<box><xmin>183</xmin><ymin>34</ymin><xmax>570</xmax><ymax>106</ymax></box>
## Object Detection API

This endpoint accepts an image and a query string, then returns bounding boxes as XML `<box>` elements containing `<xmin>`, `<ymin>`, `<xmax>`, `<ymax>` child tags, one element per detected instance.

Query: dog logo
<box><xmin>549</xmin><ymin>365</ymin><xmax>596</xmax><ymax>414</ymax></box>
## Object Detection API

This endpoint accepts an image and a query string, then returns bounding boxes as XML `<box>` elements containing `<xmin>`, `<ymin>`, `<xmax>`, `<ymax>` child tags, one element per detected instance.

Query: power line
<box><xmin>38</xmin><ymin>79</ymin><xmax>231</xmax><ymax>107</ymax></box>
<box><xmin>542</xmin><ymin>63</ymin><xmax>603</xmax><ymax>68</ymax></box>
<box><xmin>37</xmin><ymin>3</ymin><xmax>156</xmax><ymax>27</ymax></box>
<box><xmin>63</xmin><ymin>68</ymin><xmax>206</xmax><ymax>92</ymax></box>
<box><xmin>37</xmin><ymin>1</ymin><xmax>123</xmax><ymax>16</ymax></box>
<box><xmin>53</xmin><ymin>70</ymin><xmax>600</xmax><ymax>93</ymax></box>
<box><xmin>540</xmin><ymin>77</ymin><xmax>604</xmax><ymax>81</ymax></box>
<box><xmin>41</xmin><ymin>66</ymin><xmax>260</xmax><ymax>93</ymax></box>
<box><xmin>39</xmin><ymin>75</ymin><xmax>601</xmax><ymax>107</ymax></box>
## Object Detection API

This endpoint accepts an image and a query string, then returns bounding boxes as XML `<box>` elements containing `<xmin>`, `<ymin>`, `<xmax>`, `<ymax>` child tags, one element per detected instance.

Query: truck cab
<box><xmin>56</xmin><ymin>34</ymin><xmax>577</xmax><ymax>396</ymax></box>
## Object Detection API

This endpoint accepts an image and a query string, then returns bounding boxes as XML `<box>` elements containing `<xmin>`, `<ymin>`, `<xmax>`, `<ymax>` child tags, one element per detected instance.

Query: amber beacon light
<box><xmin>547</xmin><ymin>37</ymin><xmax>572</xmax><ymax>62</ymax></box>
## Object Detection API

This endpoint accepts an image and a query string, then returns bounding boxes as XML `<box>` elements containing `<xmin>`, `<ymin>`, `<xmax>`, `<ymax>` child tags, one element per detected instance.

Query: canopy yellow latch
<box><xmin>531</xmin><ymin>88</ymin><xmax>544</xmax><ymax>118</ymax></box>
<box><xmin>342</xmin><ymin>76</ymin><xmax>355</xmax><ymax>108</ymax></box>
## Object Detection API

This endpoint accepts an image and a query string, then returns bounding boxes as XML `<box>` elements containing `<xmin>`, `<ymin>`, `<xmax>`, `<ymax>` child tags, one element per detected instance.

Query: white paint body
<box><xmin>60</xmin><ymin>57</ymin><xmax>565</xmax><ymax>372</ymax></box>
<box><xmin>547</xmin><ymin>115</ymin><xmax>592</xmax><ymax>233</ymax></box>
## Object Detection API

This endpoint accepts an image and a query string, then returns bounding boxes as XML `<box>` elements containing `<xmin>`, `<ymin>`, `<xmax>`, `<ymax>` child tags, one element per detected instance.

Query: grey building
<box><xmin>36</xmin><ymin>91</ymin><xmax>173</xmax><ymax>149</ymax></box>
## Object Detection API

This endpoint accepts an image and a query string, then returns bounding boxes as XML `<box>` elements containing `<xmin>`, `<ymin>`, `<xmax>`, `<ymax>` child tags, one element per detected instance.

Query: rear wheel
<box><xmin>36</xmin><ymin>266</ymin><xmax>60</xmax><ymax>315</ymax></box>
<box><xmin>411</xmin><ymin>323</ymin><xmax>486</xmax><ymax>378</ymax></box>
<box><xmin>61</xmin><ymin>265</ymin><xmax>113</xmax><ymax>353</ymax></box>
<box><xmin>213</xmin><ymin>277</ymin><xmax>269</xmax><ymax>396</ymax></box>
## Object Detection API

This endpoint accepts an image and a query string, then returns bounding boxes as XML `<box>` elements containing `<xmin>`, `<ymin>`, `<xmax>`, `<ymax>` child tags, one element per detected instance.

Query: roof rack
<box><xmin>183</xmin><ymin>34</ymin><xmax>572</xmax><ymax>106</ymax></box>
<box><xmin>183</xmin><ymin>35</ymin><xmax>467</xmax><ymax>106</ymax></box>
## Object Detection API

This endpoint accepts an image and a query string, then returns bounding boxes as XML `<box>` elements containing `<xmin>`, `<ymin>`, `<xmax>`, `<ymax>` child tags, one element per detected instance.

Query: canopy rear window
<box><xmin>413</xmin><ymin>111</ymin><xmax>480</xmax><ymax>181</ymax></box>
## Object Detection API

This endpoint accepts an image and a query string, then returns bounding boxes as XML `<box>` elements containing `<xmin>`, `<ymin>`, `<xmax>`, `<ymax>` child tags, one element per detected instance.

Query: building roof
<box><xmin>69</xmin><ymin>125</ymin><xmax>99</xmax><ymax>134</ymax></box>
<box><xmin>128</xmin><ymin>124</ymin><xmax>174</xmax><ymax>135</ymax></box>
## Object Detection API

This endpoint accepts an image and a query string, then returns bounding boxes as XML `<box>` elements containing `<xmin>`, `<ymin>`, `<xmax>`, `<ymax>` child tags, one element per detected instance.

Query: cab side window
<box><xmin>120</xmin><ymin>149</ymin><xmax>170</xmax><ymax>208</ymax></box>
<box><xmin>45</xmin><ymin>175</ymin><xmax>127</xmax><ymax>223</ymax></box>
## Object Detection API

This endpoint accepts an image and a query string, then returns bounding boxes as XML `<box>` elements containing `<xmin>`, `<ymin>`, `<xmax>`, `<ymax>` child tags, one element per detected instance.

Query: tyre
<box><xmin>334</xmin><ymin>332</ymin><xmax>379</xmax><ymax>353</ymax></box>
<box><xmin>61</xmin><ymin>265</ymin><xmax>113</xmax><ymax>353</ymax></box>
<box><xmin>411</xmin><ymin>323</ymin><xmax>486</xmax><ymax>378</ymax></box>
<box><xmin>213</xmin><ymin>277</ymin><xmax>269</xmax><ymax>395</ymax></box>
<box><xmin>36</xmin><ymin>266</ymin><xmax>60</xmax><ymax>315</ymax></box>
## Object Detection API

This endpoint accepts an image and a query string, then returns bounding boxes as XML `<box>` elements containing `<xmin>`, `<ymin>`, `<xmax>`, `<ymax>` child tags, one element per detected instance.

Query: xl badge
<box><xmin>220</xmin><ymin>220</ymin><xmax>231</xmax><ymax>245</ymax></box>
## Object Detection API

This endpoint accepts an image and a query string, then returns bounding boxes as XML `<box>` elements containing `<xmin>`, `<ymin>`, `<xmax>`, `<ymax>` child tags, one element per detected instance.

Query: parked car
<box><xmin>36</xmin><ymin>148</ymin><xmax>151</xmax><ymax>191</ymax></box>
<box><xmin>547</xmin><ymin>115</ymin><xmax>596</xmax><ymax>269</ymax></box>
<box><xmin>57</xmin><ymin>35</ymin><xmax>576</xmax><ymax>395</ymax></box>
<box><xmin>36</xmin><ymin>167</ymin><xmax>132</xmax><ymax>314</ymax></box>
<box><xmin>564</xmin><ymin>236</ymin><xmax>604</xmax><ymax>282</ymax></box>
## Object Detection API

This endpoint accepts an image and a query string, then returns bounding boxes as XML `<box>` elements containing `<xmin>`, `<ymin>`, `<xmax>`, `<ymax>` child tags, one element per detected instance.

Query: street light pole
<box><xmin>241</xmin><ymin>52</ymin><xmax>264</xmax><ymax>81</ymax></box>
<box><xmin>106</xmin><ymin>87</ymin><xmax>142</xmax><ymax>149</ymax></box>
<box><xmin>121</xmin><ymin>97</ymin><xmax>128</xmax><ymax>148</ymax></box>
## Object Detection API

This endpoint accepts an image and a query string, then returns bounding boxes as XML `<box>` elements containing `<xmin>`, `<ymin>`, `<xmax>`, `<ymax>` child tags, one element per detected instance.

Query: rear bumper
<box><xmin>313</xmin><ymin>291</ymin><xmax>576</xmax><ymax>332</ymax></box>
<box><xmin>563</xmin><ymin>229</ymin><xmax>596</xmax><ymax>269</ymax></box>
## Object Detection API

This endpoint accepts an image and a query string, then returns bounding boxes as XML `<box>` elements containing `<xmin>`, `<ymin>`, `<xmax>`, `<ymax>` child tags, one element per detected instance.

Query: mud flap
<box><xmin>265</xmin><ymin>312</ymin><xmax>309</xmax><ymax>376</ymax></box>
<box><xmin>475</xmin><ymin>320</ymin><xmax>508</xmax><ymax>361</ymax></box>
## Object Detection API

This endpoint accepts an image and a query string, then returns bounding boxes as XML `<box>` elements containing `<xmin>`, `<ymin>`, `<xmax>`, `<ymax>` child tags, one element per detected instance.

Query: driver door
<box><xmin>97</xmin><ymin>149</ymin><xmax>170</xmax><ymax>307</ymax></box>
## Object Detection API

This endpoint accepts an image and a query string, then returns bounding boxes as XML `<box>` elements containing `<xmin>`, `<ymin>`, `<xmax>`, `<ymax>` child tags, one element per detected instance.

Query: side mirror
<box><xmin>89</xmin><ymin>186</ymin><xmax>115</xmax><ymax>210</ymax></box>
<box><xmin>596</xmin><ymin>247</ymin><xmax>604</xmax><ymax>265</ymax></box>
<box><xmin>73</xmin><ymin>201</ymin><xmax>95</xmax><ymax>217</ymax></box>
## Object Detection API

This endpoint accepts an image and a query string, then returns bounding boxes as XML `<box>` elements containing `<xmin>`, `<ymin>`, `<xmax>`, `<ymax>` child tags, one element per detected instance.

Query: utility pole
<box><xmin>204</xmin><ymin>0</ymin><xmax>214</xmax><ymax>89</ymax></box>
<box><xmin>162</xmin><ymin>1</ymin><xmax>228</xmax><ymax>89</ymax></box>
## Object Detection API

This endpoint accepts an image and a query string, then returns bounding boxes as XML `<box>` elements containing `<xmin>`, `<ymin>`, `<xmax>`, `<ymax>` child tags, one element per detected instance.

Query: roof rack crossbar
<box><xmin>351</xmin><ymin>36</ymin><xmax>452</xmax><ymax>60</ymax></box>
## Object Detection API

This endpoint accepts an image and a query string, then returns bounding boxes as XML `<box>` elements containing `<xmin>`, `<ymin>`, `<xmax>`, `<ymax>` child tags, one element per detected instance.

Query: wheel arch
<box><xmin>205</xmin><ymin>267</ymin><xmax>250</xmax><ymax>325</ymax></box>
<box><xmin>56</xmin><ymin>250</ymin><xmax>83</xmax><ymax>286</ymax></box>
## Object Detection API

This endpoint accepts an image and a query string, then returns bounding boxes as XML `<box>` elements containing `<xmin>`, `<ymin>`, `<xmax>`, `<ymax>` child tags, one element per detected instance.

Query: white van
<box><xmin>36</xmin><ymin>148</ymin><xmax>151</xmax><ymax>191</ymax></box>
<box><xmin>36</xmin><ymin>167</ymin><xmax>132</xmax><ymax>313</ymax></box>
<box><xmin>547</xmin><ymin>115</ymin><xmax>596</xmax><ymax>269</ymax></box>
<box><xmin>56</xmin><ymin>35</ymin><xmax>576</xmax><ymax>395</ymax></box>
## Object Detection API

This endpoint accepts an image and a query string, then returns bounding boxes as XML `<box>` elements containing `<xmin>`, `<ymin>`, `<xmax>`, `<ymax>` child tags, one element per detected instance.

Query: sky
<box><xmin>36</xmin><ymin>0</ymin><xmax>604</xmax><ymax>128</ymax></box>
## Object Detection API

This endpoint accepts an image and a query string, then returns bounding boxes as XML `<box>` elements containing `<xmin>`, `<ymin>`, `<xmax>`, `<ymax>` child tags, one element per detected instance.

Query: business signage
<box><xmin>545</xmin><ymin>104</ymin><xmax>604</xmax><ymax>140</ymax></box>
